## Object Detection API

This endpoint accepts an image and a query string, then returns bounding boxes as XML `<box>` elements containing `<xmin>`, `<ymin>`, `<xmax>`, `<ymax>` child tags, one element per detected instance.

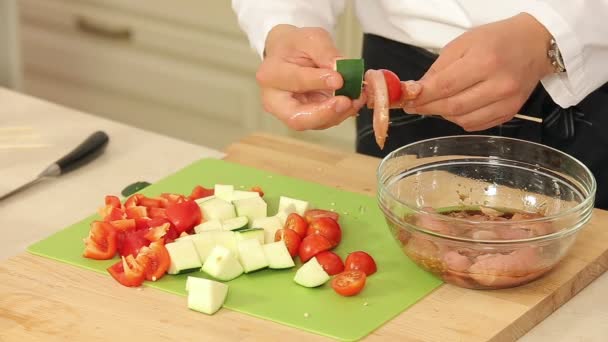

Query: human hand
<box><xmin>404</xmin><ymin>13</ymin><xmax>555</xmax><ymax>131</ymax></box>
<box><xmin>256</xmin><ymin>24</ymin><xmax>365</xmax><ymax>131</ymax></box>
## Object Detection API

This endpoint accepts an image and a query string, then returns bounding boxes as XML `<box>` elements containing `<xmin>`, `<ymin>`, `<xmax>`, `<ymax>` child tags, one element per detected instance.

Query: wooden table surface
<box><xmin>2</xmin><ymin>130</ymin><xmax>608</xmax><ymax>341</ymax></box>
<box><xmin>1</xmin><ymin>89</ymin><xmax>608</xmax><ymax>341</ymax></box>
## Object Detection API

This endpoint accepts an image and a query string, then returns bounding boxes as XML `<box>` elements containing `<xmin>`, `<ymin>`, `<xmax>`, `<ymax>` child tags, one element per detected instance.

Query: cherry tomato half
<box><xmin>299</xmin><ymin>234</ymin><xmax>333</xmax><ymax>263</ymax></box>
<box><xmin>380</xmin><ymin>69</ymin><xmax>402</xmax><ymax>104</ymax></box>
<box><xmin>304</xmin><ymin>209</ymin><xmax>339</xmax><ymax>224</ymax></box>
<box><xmin>274</xmin><ymin>228</ymin><xmax>301</xmax><ymax>258</ymax></box>
<box><xmin>315</xmin><ymin>251</ymin><xmax>344</xmax><ymax>275</ymax></box>
<box><xmin>344</xmin><ymin>251</ymin><xmax>377</xmax><ymax>276</ymax></box>
<box><xmin>331</xmin><ymin>270</ymin><xmax>367</xmax><ymax>297</ymax></box>
<box><xmin>284</xmin><ymin>213</ymin><xmax>308</xmax><ymax>238</ymax></box>
<box><xmin>307</xmin><ymin>217</ymin><xmax>342</xmax><ymax>247</ymax></box>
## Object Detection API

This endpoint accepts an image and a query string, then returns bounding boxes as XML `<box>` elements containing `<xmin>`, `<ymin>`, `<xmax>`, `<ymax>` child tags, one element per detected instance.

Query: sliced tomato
<box><xmin>331</xmin><ymin>270</ymin><xmax>367</xmax><ymax>297</ymax></box>
<box><xmin>107</xmin><ymin>255</ymin><xmax>146</xmax><ymax>287</ymax></box>
<box><xmin>100</xmin><ymin>206</ymin><xmax>126</xmax><ymax>221</ymax></box>
<box><xmin>140</xmin><ymin>196</ymin><xmax>165</xmax><ymax>208</ymax></box>
<box><xmin>124</xmin><ymin>194</ymin><xmax>143</xmax><ymax>208</ymax></box>
<box><xmin>250</xmin><ymin>186</ymin><xmax>264</xmax><ymax>197</ymax></box>
<box><xmin>307</xmin><ymin>217</ymin><xmax>342</xmax><ymax>247</ymax></box>
<box><xmin>105</xmin><ymin>195</ymin><xmax>122</xmax><ymax>209</ymax></box>
<box><xmin>137</xmin><ymin>241</ymin><xmax>170</xmax><ymax>281</ymax></box>
<box><xmin>148</xmin><ymin>207</ymin><xmax>168</xmax><ymax>219</ymax></box>
<box><xmin>147</xmin><ymin>217</ymin><xmax>170</xmax><ymax>228</ymax></box>
<box><xmin>345</xmin><ymin>251</ymin><xmax>377</xmax><ymax>276</ymax></box>
<box><xmin>83</xmin><ymin>221</ymin><xmax>117</xmax><ymax>260</ymax></box>
<box><xmin>299</xmin><ymin>234</ymin><xmax>332</xmax><ymax>262</ymax></box>
<box><xmin>166</xmin><ymin>199</ymin><xmax>201</xmax><ymax>233</ymax></box>
<box><xmin>274</xmin><ymin>228</ymin><xmax>301</xmax><ymax>258</ymax></box>
<box><xmin>315</xmin><ymin>251</ymin><xmax>344</xmax><ymax>275</ymax></box>
<box><xmin>189</xmin><ymin>185</ymin><xmax>214</xmax><ymax>200</ymax></box>
<box><xmin>144</xmin><ymin>223</ymin><xmax>170</xmax><ymax>242</ymax></box>
<box><xmin>109</xmin><ymin>219</ymin><xmax>136</xmax><ymax>232</ymax></box>
<box><xmin>164</xmin><ymin>226</ymin><xmax>181</xmax><ymax>244</ymax></box>
<box><xmin>118</xmin><ymin>228</ymin><xmax>151</xmax><ymax>257</ymax></box>
<box><xmin>126</xmin><ymin>206</ymin><xmax>148</xmax><ymax>219</ymax></box>
<box><xmin>135</xmin><ymin>217</ymin><xmax>151</xmax><ymax>230</ymax></box>
<box><xmin>380</xmin><ymin>69</ymin><xmax>402</xmax><ymax>104</ymax></box>
<box><xmin>160</xmin><ymin>193</ymin><xmax>186</xmax><ymax>206</ymax></box>
<box><xmin>110</xmin><ymin>219</ymin><xmax>136</xmax><ymax>254</ymax></box>
<box><xmin>284</xmin><ymin>213</ymin><xmax>308</xmax><ymax>238</ymax></box>
<box><xmin>304</xmin><ymin>209</ymin><xmax>340</xmax><ymax>224</ymax></box>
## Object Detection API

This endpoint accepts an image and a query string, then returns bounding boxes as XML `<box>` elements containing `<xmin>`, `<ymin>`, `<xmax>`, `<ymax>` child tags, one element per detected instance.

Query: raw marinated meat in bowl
<box><xmin>377</xmin><ymin>136</ymin><xmax>596</xmax><ymax>289</ymax></box>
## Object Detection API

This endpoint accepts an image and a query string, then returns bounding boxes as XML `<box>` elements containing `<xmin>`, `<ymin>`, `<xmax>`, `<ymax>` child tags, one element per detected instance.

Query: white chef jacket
<box><xmin>232</xmin><ymin>0</ymin><xmax>608</xmax><ymax>108</ymax></box>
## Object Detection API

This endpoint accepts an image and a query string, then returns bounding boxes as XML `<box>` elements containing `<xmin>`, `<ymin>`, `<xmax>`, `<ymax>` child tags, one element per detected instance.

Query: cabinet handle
<box><xmin>75</xmin><ymin>16</ymin><xmax>132</xmax><ymax>41</ymax></box>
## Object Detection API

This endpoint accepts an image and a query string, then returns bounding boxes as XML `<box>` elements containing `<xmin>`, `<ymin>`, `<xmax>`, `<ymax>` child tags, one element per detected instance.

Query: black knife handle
<box><xmin>55</xmin><ymin>131</ymin><xmax>109</xmax><ymax>175</ymax></box>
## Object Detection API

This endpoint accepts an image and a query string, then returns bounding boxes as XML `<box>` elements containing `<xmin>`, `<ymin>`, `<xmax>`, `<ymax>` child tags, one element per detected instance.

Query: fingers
<box><xmin>411</xmin><ymin>57</ymin><xmax>486</xmax><ymax>107</ymax></box>
<box><xmin>316</xmin><ymin>96</ymin><xmax>367</xmax><ymax>129</ymax></box>
<box><xmin>262</xmin><ymin>88</ymin><xmax>354</xmax><ymax>130</ymax></box>
<box><xmin>442</xmin><ymin>99</ymin><xmax>520</xmax><ymax>132</ymax></box>
<box><xmin>420</xmin><ymin>38</ymin><xmax>468</xmax><ymax>81</ymax></box>
<box><xmin>407</xmin><ymin>81</ymin><xmax>502</xmax><ymax>117</ymax></box>
<box><xmin>298</xmin><ymin>27</ymin><xmax>343</xmax><ymax>69</ymax></box>
<box><xmin>257</xmin><ymin>58</ymin><xmax>342</xmax><ymax>93</ymax></box>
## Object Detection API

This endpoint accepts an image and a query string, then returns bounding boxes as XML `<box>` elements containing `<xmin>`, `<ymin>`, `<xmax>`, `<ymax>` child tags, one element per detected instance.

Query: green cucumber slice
<box><xmin>231</xmin><ymin>190</ymin><xmax>260</xmax><ymax>201</ymax></box>
<box><xmin>186</xmin><ymin>276</ymin><xmax>228</xmax><ymax>315</ymax></box>
<box><xmin>235</xmin><ymin>228</ymin><xmax>265</xmax><ymax>245</ymax></box>
<box><xmin>233</xmin><ymin>197</ymin><xmax>267</xmax><ymax>223</ymax></box>
<box><xmin>334</xmin><ymin>58</ymin><xmax>364</xmax><ymax>99</ymax></box>
<box><xmin>166</xmin><ymin>240</ymin><xmax>202</xmax><ymax>275</ymax></box>
<box><xmin>198</xmin><ymin>198</ymin><xmax>236</xmax><ymax>221</ymax></box>
<box><xmin>251</xmin><ymin>216</ymin><xmax>283</xmax><ymax>243</ymax></box>
<box><xmin>201</xmin><ymin>245</ymin><xmax>244</xmax><ymax>281</ymax></box>
<box><xmin>214</xmin><ymin>184</ymin><xmax>234</xmax><ymax>201</ymax></box>
<box><xmin>194</xmin><ymin>219</ymin><xmax>223</xmax><ymax>234</ymax></box>
<box><xmin>294</xmin><ymin>257</ymin><xmax>330</xmax><ymax>287</ymax></box>
<box><xmin>222</xmin><ymin>217</ymin><xmax>249</xmax><ymax>231</ymax></box>
<box><xmin>263</xmin><ymin>241</ymin><xmax>295</xmax><ymax>269</ymax></box>
<box><xmin>121</xmin><ymin>181</ymin><xmax>151</xmax><ymax>197</ymax></box>
<box><xmin>277</xmin><ymin>196</ymin><xmax>309</xmax><ymax>216</ymax></box>
<box><xmin>237</xmin><ymin>238</ymin><xmax>269</xmax><ymax>273</ymax></box>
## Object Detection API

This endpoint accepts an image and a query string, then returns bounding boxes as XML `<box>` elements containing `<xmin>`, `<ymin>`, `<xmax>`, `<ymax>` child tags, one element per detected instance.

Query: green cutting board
<box><xmin>28</xmin><ymin>159</ymin><xmax>442</xmax><ymax>341</ymax></box>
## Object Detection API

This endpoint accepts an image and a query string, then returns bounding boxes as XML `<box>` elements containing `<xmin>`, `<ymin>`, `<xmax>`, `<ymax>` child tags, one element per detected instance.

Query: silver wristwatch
<box><xmin>548</xmin><ymin>38</ymin><xmax>566</xmax><ymax>73</ymax></box>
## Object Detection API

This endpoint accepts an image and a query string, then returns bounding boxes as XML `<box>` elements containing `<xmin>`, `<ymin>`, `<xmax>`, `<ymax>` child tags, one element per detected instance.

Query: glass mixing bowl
<box><xmin>377</xmin><ymin>136</ymin><xmax>596</xmax><ymax>289</ymax></box>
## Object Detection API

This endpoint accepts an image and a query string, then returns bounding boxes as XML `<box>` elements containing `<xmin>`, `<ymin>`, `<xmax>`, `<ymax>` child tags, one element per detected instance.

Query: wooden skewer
<box><xmin>513</xmin><ymin>114</ymin><xmax>543</xmax><ymax>123</ymax></box>
<box><xmin>361</xmin><ymin>81</ymin><xmax>543</xmax><ymax>123</ymax></box>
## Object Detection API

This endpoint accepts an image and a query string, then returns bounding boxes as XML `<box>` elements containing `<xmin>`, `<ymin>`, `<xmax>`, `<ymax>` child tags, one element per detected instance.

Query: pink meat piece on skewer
<box><xmin>362</xmin><ymin>70</ymin><xmax>422</xmax><ymax>149</ymax></box>
<box><xmin>364</xmin><ymin>70</ymin><xmax>390</xmax><ymax>150</ymax></box>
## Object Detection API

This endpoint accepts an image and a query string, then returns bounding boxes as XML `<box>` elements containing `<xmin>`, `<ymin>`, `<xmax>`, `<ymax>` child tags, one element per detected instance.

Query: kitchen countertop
<box><xmin>1</xmin><ymin>88</ymin><xmax>607</xmax><ymax>341</ymax></box>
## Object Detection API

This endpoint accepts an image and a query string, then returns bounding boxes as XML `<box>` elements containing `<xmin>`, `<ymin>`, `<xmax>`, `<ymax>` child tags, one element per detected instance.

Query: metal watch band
<box><xmin>548</xmin><ymin>38</ymin><xmax>566</xmax><ymax>73</ymax></box>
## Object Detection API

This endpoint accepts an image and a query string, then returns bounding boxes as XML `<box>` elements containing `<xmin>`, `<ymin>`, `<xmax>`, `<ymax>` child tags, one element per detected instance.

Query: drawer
<box><xmin>19</xmin><ymin>0</ymin><xmax>260</xmax><ymax>73</ymax></box>
<box><xmin>23</xmin><ymin>70</ymin><xmax>249</xmax><ymax>150</ymax></box>
<box><xmin>21</xmin><ymin>23</ymin><xmax>261</xmax><ymax>128</ymax></box>
<box><xmin>74</xmin><ymin>0</ymin><xmax>248</xmax><ymax>39</ymax></box>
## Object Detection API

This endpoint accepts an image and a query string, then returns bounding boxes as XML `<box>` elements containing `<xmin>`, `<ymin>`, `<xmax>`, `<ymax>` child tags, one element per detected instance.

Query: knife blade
<box><xmin>0</xmin><ymin>131</ymin><xmax>110</xmax><ymax>201</ymax></box>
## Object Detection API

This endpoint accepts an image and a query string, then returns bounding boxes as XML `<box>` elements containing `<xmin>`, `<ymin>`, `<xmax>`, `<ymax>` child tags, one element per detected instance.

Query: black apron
<box><xmin>356</xmin><ymin>34</ymin><xmax>608</xmax><ymax>209</ymax></box>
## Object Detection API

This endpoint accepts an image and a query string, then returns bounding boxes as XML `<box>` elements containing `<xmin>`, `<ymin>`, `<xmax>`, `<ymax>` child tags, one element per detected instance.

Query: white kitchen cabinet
<box><xmin>0</xmin><ymin>0</ymin><xmax>21</xmax><ymax>89</ymax></box>
<box><xmin>18</xmin><ymin>0</ymin><xmax>362</xmax><ymax>151</ymax></box>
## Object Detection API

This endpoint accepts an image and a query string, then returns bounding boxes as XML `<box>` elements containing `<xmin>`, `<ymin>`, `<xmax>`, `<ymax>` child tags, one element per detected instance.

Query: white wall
<box><xmin>0</xmin><ymin>0</ymin><xmax>21</xmax><ymax>89</ymax></box>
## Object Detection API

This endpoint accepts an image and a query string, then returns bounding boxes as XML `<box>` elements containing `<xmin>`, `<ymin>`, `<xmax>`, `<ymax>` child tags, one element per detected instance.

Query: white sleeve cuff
<box><xmin>251</xmin><ymin>16</ymin><xmax>336</xmax><ymax>60</ymax></box>
<box><xmin>232</xmin><ymin>1</ymin><xmax>344</xmax><ymax>60</ymax></box>
<box><xmin>522</xmin><ymin>1</ymin><xmax>587</xmax><ymax>108</ymax></box>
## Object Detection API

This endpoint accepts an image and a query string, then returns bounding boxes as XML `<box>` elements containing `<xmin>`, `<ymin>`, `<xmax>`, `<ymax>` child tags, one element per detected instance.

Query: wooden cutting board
<box><xmin>1</xmin><ymin>132</ymin><xmax>608</xmax><ymax>342</ymax></box>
